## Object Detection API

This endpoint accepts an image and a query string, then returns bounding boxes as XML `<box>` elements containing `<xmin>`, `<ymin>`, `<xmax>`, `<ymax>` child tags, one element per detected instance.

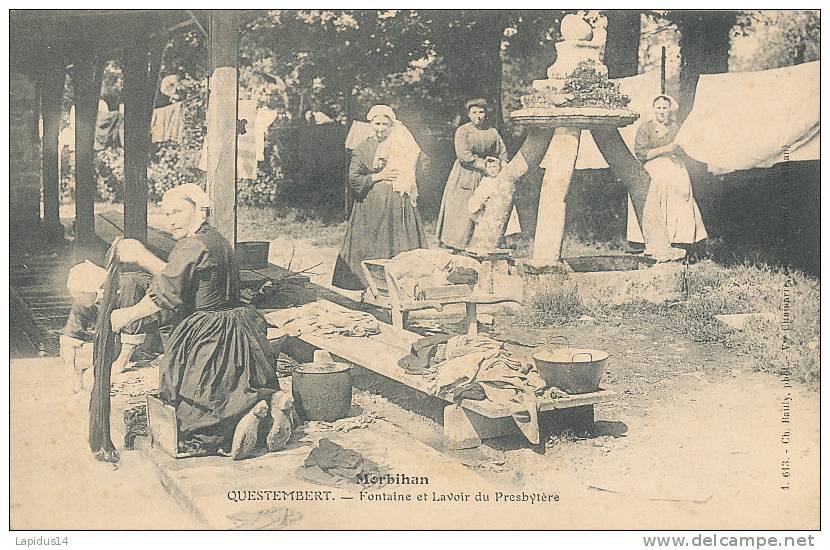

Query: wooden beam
<box><xmin>122</xmin><ymin>37</ymin><xmax>164</xmax><ymax>242</ymax></box>
<box><xmin>71</xmin><ymin>54</ymin><xmax>104</xmax><ymax>244</ymax></box>
<box><xmin>39</xmin><ymin>66</ymin><xmax>66</xmax><ymax>240</ymax></box>
<box><xmin>206</xmin><ymin>10</ymin><xmax>240</xmax><ymax>247</ymax></box>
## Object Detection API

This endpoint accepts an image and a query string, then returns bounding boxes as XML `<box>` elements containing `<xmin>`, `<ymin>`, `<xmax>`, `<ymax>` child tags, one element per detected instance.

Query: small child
<box><xmin>60</xmin><ymin>261</ymin><xmax>169</xmax><ymax>392</ymax></box>
<box><xmin>467</xmin><ymin>157</ymin><xmax>512</xmax><ymax>249</ymax></box>
<box><xmin>60</xmin><ymin>261</ymin><xmax>106</xmax><ymax>392</ymax></box>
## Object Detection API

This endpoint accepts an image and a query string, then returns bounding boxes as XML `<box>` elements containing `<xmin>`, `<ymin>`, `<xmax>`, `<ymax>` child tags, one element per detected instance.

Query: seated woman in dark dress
<box><xmin>110</xmin><ymin>184</ymin><xmax>279</xmax><ymax>456</ymax></box>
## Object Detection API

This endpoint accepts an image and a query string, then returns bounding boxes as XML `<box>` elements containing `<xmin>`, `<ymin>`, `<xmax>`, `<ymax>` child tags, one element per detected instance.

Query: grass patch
<box><xmin>518</xmin><ymin>282</ymin><xmax>584</xmax><ymax>327</ymax></box>
<box><xmin>619</xmin><ymin>261</ymin><xmax>819</xmax><ymax>388</ymax></box>
<box><xmin>514</xmin><ymin>258</ymin><xmax>820</xmax><ymax>388</ymax></box>
<box><xmin>237</xmin><ymin>205</ymin><xmax>347</xmax><ymax>248</ymax></box>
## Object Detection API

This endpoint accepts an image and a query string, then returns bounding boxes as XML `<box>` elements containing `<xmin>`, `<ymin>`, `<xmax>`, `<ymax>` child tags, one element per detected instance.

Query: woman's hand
<box><xmin>646</xmin><ymin>144</ymin><xmax>678</xmax><ymax>161</ymax></box>
<box><xmin>116</xmin><ymin>239</ymin><xmax>150</xmax><ymax>265</ymax></box>
<box><xmin>110</xmin><ymin>308</ymin><xmax>134</xmax><ymax>333</ymax></box>
<box><xmin>373</xmin><ymin>167</ymin><xmax>399</xmax><ymax>183</ymax></box>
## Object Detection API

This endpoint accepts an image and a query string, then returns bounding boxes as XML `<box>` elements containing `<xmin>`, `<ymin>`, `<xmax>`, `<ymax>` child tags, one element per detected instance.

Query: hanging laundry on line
<box><xmin>197</xmin><ymin>101</ymin><xmax>281</xmax><ymax>179</ymax></box>
<box><xmin>674</xmin><ymin>61</ymin><xmax>819</xmax><ymax>175</ymax></box>
<box><xmin>150</xmin><ymin>101</ymin><xmax>185</xmax><ymax>144</ymax></box>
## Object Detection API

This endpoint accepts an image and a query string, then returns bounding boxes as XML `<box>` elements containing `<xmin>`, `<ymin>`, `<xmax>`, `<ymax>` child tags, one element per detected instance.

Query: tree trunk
<box><xmin>605</xmin><ymin>10</ymin><xmax>641</xmax><ymax>78</ymax></box>
<box><xmin>676</xmin><ymin>12</ymin><xmax>735</xmax><ymax>121</ymax></box>
<box><xmin>443</xmin><ymin>14</ymin><xmax>507</xmax><ymax>128</ymax></box>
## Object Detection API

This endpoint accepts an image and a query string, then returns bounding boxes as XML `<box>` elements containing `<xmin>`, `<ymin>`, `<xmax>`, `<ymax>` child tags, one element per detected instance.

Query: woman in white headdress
<box><xmin>627</xmin><ymin>94</ymin><xmax>707</xmax><ymax>256</ymax></box>
<box><xmin>333</xmin><ymin>105</ymin><xmax>428</xmax><ymax>290</ymax></box>
<box><xmin>109</xmin><ymin>183</ymin><xmax>280</xmax><ymax>456</ymax></box>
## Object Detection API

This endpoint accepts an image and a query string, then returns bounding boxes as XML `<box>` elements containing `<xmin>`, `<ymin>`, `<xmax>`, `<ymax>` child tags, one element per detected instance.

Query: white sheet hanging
<box><xmin>674</xmin><ymin>61</ymin><xmax>819</xmax><ymax>174</ymax></box>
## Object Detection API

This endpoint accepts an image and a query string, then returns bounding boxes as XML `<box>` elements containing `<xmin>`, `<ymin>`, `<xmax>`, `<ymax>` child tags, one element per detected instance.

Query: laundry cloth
<box><xmin>150</xmin><ymin>101</ymin><xmax>185</xmax><ymax>143</ymax></box>
<box><xmin>434</xmin><ymin>335</ymin><xmax>545</xmax><ymax>444</ymax></box>
<box><xmin>674</xmin><ymin>61</ymin><xmax>819</xmax><ymax>174</ymax></box>
<box><xmin>265</xmin><ymin>303</ymin><xmax>380</xmax><ymax>338</ymax></box>
<box><xmin>385</xmin><ymin>249</ymin><xmax>480</xmax><ymax>302</ymax></box>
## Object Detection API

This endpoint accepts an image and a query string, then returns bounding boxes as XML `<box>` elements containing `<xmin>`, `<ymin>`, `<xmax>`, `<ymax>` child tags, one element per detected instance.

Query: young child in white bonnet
<box><xmin>467</xmin><ymin>156</ymin><xmax>511</xmax><ymax>249</ymax></box>
<box><xmin>60</xmin><ymin>261</ymin><xmax>107</xmax><ymax>392</ymax></box>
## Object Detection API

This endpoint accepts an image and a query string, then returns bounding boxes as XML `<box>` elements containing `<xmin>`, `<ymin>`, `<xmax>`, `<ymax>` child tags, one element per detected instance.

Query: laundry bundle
<box><xmin>385</xmin><ymin>249</ymin><xmax>481</xmax><ymax>302</ymax></box>
<box><xmin>432</xmin><ymin>335</ymin><xmax>547</xmax><ymax>445</ymax></box>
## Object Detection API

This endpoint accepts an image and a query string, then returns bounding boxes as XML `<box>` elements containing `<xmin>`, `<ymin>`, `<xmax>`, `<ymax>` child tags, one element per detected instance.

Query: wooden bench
<box><xmin>266</xmin><ymin>299</ymin><xmax>615</xmax><ymax>449</ymax></box>
<box><xmin>361</xmin><ymin>258</ymin><xmax>520</xmax><ymax>335</ymax></box>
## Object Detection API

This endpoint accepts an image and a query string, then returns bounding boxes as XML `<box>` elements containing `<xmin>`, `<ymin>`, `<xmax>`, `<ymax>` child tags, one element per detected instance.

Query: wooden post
<box><xmin>71</xmin><ymin>55</ymin><xmax>104</xmax><ymax>244</ymax></box>
<box><xmin>123</xmin><ymin>37</ymin><xmax>164</xmax><ymax>243</ymax></box>
<box><xmin>206</xmin><ymin>10</ymin><xmax>240</xmax><ymax>247</ymax></box>
<box><xmin>39</xmin><ymin>65</ymin><xmax>65</xmax><ymax>241</ymax></box>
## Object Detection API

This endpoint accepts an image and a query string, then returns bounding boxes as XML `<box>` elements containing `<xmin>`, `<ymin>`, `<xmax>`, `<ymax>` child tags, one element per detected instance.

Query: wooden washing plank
<box><xmin>459</xmin><ymin>389</ymin><xmax>616</xmax><ymax>418</ymax></box>
<box><xmin>266</xmin><ymin>300</ymin><xmax>615</xmax><ymax>420</ymax></box>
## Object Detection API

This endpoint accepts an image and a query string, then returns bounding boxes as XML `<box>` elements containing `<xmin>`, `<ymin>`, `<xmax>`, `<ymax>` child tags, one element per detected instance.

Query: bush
<box><xmin>237</xmin><ymin>153</ymin><xmax>285</xmax><ymax>206</ymax></box>
<box><xmin>147</xmin><ymin>143</ymin><xmax>204</xmax><ymax>202</ymax></box>
<box><xmin>59</xmin><ymin>148</ymin><xmax>124</xmax><ymax>203</ymax></box>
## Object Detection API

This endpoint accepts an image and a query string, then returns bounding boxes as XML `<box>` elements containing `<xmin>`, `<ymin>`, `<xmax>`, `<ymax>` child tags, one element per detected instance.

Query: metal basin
<box><xmin>532</xmin><ymin>347</ymin><xmax>609</xmax><ymax>394</ymax></box>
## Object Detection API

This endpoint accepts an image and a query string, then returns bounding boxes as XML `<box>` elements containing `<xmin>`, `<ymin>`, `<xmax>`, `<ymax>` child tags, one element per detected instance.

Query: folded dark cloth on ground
<box><xmin>300</xmin><ymin>438</ymin><xmax>379</xmax><ymax>487</ymax></box>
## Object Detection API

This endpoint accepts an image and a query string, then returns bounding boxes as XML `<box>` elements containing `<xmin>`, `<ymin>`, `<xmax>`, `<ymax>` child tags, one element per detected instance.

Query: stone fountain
<box><xmin>476</xmin><ymin>14</ymin><xmax>686</xmax><ymax>304</ymax></box>
<box><xmin>509</xmin><ymin>14</ymin><xmax>639</xmax><ymax>266</ymax></box>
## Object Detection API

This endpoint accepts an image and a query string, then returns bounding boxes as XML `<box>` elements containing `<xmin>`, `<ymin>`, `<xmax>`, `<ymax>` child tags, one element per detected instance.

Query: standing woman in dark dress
<box><xmin>110</xmin><ymin>184</ymin><xmax>279</xmax><ymax>455</ymax></box>
<box><xmin>332</xmin><ymin>105</ymin><xmax>428</xmax><ymax>290</ymax></box>
<box><xmin>436</xmin><ymin>98</ymin><xmax>508</xmax><ymax>250</ymax></box>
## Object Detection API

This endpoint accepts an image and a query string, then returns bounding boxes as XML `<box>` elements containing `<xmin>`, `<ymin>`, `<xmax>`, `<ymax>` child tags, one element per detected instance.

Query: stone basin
<box><xmin>510</xmin><ymin>107</ymin><xmax>638</xmax><ymax>129</ymax></box>
<box><xmin>563</xmin><ymin>254</ymin><xmax>654</xmax><ymax>272</ymax></box>
<box><xmin>519</xmin><ymin>255</ymin><xmax>687</xmax><ymax>306</ymax></box>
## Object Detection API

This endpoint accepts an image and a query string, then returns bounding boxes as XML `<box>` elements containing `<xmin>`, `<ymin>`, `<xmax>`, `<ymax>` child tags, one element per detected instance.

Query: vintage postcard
<box><xmin>7</xmin><ymin>6</ymin><xmax>821</xmax><ymax>542</ymax></box>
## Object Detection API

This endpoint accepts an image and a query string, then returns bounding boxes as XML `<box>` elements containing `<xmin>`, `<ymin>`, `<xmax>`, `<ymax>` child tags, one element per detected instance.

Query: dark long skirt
<box><xmin>332</xmin><ymin>182</ymin><xmax>428</xmax><ymax>290</ymax></box>
<box><xmin>158</xmin><ymin>305</ymin><xmax>279</xmax><ymax>453</ymax></box>
<box><xmin>435</xmin><ymin>161</ymin><xmax>482</xmax><ymax>249</ymax></box>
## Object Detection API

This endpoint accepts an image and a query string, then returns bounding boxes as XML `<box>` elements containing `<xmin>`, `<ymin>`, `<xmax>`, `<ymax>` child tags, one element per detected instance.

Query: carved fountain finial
<box><xmin>511</xmin><ymin>13</ymin><xmax>635</xmax><ymax>128</ymax></box>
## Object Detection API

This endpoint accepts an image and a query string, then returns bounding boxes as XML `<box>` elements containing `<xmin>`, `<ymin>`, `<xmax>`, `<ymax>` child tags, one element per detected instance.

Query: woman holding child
<box><xmin>436</xmin><ymin>98</ymin><xmax>508</xmax><ymax>251</ymax></box>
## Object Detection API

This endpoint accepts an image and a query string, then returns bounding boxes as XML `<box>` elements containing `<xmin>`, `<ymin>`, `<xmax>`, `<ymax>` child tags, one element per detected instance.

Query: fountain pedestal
<box><xmin>500</xmin><ymin>14</ymin><xmax>651</xmax><ymax>267</ymax></box>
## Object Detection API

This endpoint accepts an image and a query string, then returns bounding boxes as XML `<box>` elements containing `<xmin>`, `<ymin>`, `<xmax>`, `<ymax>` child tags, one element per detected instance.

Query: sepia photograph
<box><xmin>6</xmin><ymin>5</ymin><xmax>823</xmax><ymax>542</ymax></box>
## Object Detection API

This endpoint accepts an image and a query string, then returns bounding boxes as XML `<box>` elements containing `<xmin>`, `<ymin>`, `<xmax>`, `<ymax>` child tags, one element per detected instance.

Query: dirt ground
<box><xmin>13</xmin><ymin>211</ymin><xmax>819</xmax><ymax>529</ymax></box>
<box><xmin>265</xmin><ymin>234</ymin><xmax>821</xmax><ymax>528</ymax></box>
